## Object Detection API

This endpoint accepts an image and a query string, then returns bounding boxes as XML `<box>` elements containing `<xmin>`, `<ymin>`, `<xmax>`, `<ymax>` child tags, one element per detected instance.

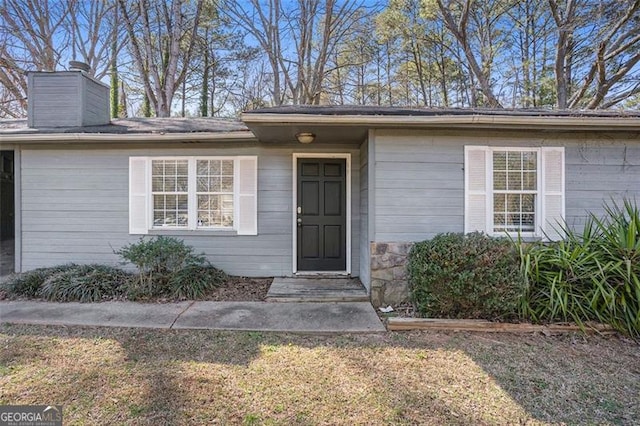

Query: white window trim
<box><xmin>129</xmin><ymin>155</ymin><xmax>258</xmax><ymax>235</ymax></box>
<box><xmin>146</xmin><ymin>156</ymin><xmax>242</xmax><ymax>232</ymax></box>
<box><xmin>487</xmin><ymin>147</ymin><xmax>542</xmax><ymax>238</ymax></box>
<box><xmin>465</xmin><ymin>146</ymin><xmax>565</xmax><ymax>240</ymax></box>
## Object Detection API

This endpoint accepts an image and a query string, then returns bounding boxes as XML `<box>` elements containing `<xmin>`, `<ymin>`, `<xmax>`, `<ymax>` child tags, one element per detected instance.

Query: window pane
<box><xmin>197</xmin><ymin>160</ymin><xmax>209</xmax><ymax>175</ymax></box>
<box><xmin>523</xmin><ymin>172</ymin><xmax>537</xmax><ymax>190</ymax></box>
<box><xmin>152</xmin><ymin>177</ymin><xmax>163</xmax><ymax>192</ymax></box>
<box><xmin>210</xmin><ymin>161</ymin><xmax>220</xmax><ymax>175</ymax></box>
<box><xmin>493</xmin><ymin>152</ymin><xmax>506</xmax><ymax>170</ymax></box>
<box><xmin>176</xmin><ymin>176</ymin><xmax>188</xmax><ymax>192</ymax></box>
<box><xmin>197</xmin><ymin>177</ymin><xmax>208</xmax><ymax>192</ymax></box>
<box><xmin>176</xmin><ymin>160</ymin><xmax>188</xmax><ymax>176</ymax></box>
<box><xmin>507</xmin><ymin>172</ymin><xmax>522</xmax><ymax>190</ymax></box>
<box><xmin>221</xmin><ymin>176</ymin><xmax>233</xmax><ymax>192</ymax></box>
<box><xmin>152</xmin><ymin>161</ymin><xmax>164</xmax><ymax>175</ymax></box>
<box><xmin>166</xmin><ymin>195</ymin><xmax>176</xmax><ymax>209</ymax></box>
<box><xmin>209</xmin><ymin>177</ymin><xmax>221</xmax><ymax>192</ymax></box>
<box><xmin>494</xmin><ymin>171</ymin><xmax>506</xmax><ymax>190</ymax></box>
<box><xmin>522</xmin><ymin>194</ymin><xmax>535</xmax><ymax>213</ymax></box>
<box><xmin>177</xmin><ymin>195</ymin><xmax>188</xmax><ymax>210</ymax></box>
<box><xmin>507</xmin><ymin>152</ymin><xmax>522</xmax><ymax>170</ymax></box>
<box><xmin>222</xmin><ymin>160</ymin><xmax>234</xmax><ymax>175</ymax></box>
<box><xmin>523</xmin><ymin>151</ymin><xmax>537</xmax><ymax>170</ymax></box>
<box><xmin>522</xmin><ymin>214</ymin><xmax>535</xmax><ymax>230</ymax></box>
<box><xmin>494</xmin><ymin>193</ymin><xmax>506</xmax><ymax>212</ymax></box>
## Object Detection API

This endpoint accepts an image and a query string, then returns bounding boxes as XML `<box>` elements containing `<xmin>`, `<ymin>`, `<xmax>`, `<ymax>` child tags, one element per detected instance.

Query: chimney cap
<box><xmin>69</xmin><ymin>60</ymin><xmax>91</xmax><ymax>73</ymax></box>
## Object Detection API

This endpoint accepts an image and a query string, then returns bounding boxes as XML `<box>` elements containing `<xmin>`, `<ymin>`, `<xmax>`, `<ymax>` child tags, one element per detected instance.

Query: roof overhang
<box><xmin>0</xmin><ymin>130</ymin><xmax>258</xmax><ymax>144</ymax></box>
<box><xmin>242</xmin><ymin>112</ymin><xmax>640</xmax><ymax>138</ymax></box>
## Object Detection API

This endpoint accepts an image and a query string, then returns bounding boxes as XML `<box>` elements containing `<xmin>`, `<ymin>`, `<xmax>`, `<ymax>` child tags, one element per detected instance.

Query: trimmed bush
<box><xmin>408</xmin><ymin>232</ymin><xmax>524</xmax><ymax>320</ymax></box>
<box><xmin>520</xmin><ymin>199</ymin><xmax>640</xmax><ymax>337</ymax></box>
<box><xmin>116</xmin><ymin>236</ymin><xmax>227</xmax><ymax>299</ymax></box>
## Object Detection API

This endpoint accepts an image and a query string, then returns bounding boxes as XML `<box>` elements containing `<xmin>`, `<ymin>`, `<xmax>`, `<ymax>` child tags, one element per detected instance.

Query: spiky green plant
<box><xmin>519</xmin><ymin>198</ymin><xmax>640</xmax><ymax>337</ymax></box>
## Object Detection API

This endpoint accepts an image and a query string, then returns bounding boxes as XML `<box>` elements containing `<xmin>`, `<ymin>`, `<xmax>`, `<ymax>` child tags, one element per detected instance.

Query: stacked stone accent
<box><xmin>370</xmin><ymin>242</ymin><xmax>414</xmax><ymax>307</ymax></box>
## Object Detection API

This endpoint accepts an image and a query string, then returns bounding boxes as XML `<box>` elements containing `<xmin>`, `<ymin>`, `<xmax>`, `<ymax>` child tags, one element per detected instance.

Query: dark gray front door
<box><xmin>297</xmin><ymin>158</ymin><xmax>347</xmax><ymax>271</ymax></box>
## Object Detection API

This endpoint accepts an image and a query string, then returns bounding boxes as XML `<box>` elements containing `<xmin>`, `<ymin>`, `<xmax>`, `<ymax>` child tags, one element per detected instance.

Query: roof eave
<box><xmin>0</xmin><ymin>130</ymin><xmax>258</xmax><ymax>144</ymax></box>
<box><xmin>241</xmin><ymin>113</ymin><xmax>640</xmax><ymax>131</ymax></box>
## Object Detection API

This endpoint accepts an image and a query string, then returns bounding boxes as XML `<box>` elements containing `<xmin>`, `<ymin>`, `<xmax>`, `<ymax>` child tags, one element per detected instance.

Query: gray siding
<box><xmin>359</xmin><ymin>138</ymin><xmax>370</xmax><ymax>289</ymax></box>
<box><xmin>20</xmin><ymin>144</ymin><xmax>361</xmax><ymax>277</ymax></box>
<box><xmin>27</xmin><ymin>72</ymin><xmax>110</xmax><ymax>128</ymax></box>
<box><xmin>373</xmin><ymin>129</ymin><xmax>640</xmax><ymax>242</ymax></box>
<box><xmin>82</xmin><ymin>77</ymin><xmax>110</xmax><ymax>126</ymax></box>
<box><xmin>28</xmin><ymin>74</ymin><xmax>81</xmax><ymax>128</ymax></box>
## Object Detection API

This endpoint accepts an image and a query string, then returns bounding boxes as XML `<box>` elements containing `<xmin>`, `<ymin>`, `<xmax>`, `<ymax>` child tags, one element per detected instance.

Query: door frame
<box><xmin>292</xmin><ymin>153</ymin><xmax>351</xmax><ymax>275</ymax></box>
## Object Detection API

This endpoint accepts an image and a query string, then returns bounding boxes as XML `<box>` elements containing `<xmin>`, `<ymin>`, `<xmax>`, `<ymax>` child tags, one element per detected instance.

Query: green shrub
<box><xmin>520</xmin><ymin>198</ymin><xmax>640</xmax><ymax>337</ymax></box>
<box><xmin>1</xmin><ymin>265</ymin><xmax>76</xmax><ymax>298</ymax></box>
<box><xmin>408</xmin><ymin>232</ymin><xmax>524</xmax><ymax>320</ymax></box>
<box><xmin>170</xmin><ymin>264</ymin><xmax>227</xmax><ymax>299</ymax></box>
<box><xmin>116</xmin><ymin>236</ymin><xmax>226</xmax><ymax>299</ymax></box>
<box><xmin>39</xmin><ymin>264</ymin><xmax>132</xmax><ymax>302</ymax></box>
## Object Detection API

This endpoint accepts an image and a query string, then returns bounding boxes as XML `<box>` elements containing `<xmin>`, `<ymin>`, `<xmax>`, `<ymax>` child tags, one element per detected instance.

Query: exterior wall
<box><xmin>19</xmin><ymin>142</ymin><xmax>361</xmax><ymax>278</ymax></box>
<box><xmin>370</xmin><ymin>128</ymin><xmax>640</xmax><ymax>306</ymax></box>
<box><xmin>359</xmin><ymin>138</ymin><xmax>370</xmax><ymax>290</ymax></box>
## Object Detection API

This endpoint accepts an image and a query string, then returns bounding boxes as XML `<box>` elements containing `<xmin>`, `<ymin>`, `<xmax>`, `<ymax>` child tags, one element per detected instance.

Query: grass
<box><xmin>1</xmin><ymin>325</ymin><xmax>638</xmax><ymax>425</ymax></box>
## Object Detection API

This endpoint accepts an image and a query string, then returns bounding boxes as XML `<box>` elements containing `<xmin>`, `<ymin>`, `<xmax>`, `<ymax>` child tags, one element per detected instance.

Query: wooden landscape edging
<box><xmin>386</xmin><ymin>317</ymin><xmax>616</xmax><ymax>334</ymax></box>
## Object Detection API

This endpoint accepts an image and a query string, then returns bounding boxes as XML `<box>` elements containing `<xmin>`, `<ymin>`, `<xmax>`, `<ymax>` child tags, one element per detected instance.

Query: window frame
<box><xmin>488</xmin><ymin>147</ymin><xmax>542</xmax><ymax>238</ymax></box>
<box><xmin>148</xmin><ymin>156</ymin><xmax>240</xmax><ymax>232</ymax></box>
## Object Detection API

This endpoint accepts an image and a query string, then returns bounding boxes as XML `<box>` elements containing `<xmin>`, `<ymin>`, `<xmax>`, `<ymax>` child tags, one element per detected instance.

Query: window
<box><xmin>492</xmin><ymin>150</ymin><xmax>538</xmax><ymax>233</ymax></box>
<box><xmin>152</xmin><ymin>159</ymin><xmax>189</xmax><ymax>228</ymax></box>
<box><xmin>129</xmin><ymin>156</ymin><xmax>257</xmax><ymax>235</ymax></box>
<box><xmin>464</xmin><ymin>146</ymin><xmax>564</xmax><ymax>240</ymax></box>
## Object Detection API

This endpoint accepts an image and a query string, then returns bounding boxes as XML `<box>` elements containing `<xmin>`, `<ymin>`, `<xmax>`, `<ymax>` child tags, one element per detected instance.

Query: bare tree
<box><xmin>118</xmin><ymin>0</ymin><xmax>204</xmax><ymax>117</ymax></box>
<box><xmin>223</xmin><ymin>0</ymin><xmax>373</xmax><ymax>105</ymax></box>
<box><xmin>435</xmin><ymin>0</ymin><xmax>509</xmax><ymax>108</ymax></box>
<box><xmin>0</xmin><ymin>0</ymin><xmax>70</xmax><ymax>117</ymax></box>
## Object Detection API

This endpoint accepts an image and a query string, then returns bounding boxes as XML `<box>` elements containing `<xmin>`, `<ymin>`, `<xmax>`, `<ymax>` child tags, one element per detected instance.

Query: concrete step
<box><xmin>266</xmin><ymin>277</ymin><xmax>369</xmax><ymax>303</ymax></box>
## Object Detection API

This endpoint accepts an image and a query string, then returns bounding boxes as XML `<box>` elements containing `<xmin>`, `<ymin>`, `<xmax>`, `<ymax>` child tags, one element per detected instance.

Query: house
<box><xmin>1</xmin><ymin>67</ymin><xmax>640</xmax><ymax>305</ymax></box>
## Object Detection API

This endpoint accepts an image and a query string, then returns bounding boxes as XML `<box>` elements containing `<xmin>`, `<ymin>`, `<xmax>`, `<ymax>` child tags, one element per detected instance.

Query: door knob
<box><xmin>297</xmin><ymin>217</ymin><xmax>302</xmax><ymax>226</ymax></box>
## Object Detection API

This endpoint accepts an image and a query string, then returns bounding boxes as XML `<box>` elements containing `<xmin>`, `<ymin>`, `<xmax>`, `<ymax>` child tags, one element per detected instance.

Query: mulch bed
<box><xmin>200</xmin><ymin>276</ymin><xmax>272</xmax><ymax>302</ymax></box>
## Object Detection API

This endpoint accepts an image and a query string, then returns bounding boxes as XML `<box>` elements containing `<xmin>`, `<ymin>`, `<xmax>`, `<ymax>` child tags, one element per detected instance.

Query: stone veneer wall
<box><xmin>370</xmin><ymin>242</ymin><xmax>414</xmax><ymax>307</ymax></box>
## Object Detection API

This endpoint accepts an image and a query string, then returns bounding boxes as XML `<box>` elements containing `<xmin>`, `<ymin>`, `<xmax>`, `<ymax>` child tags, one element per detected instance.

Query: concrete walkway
<box><xmin>0</xmin><ymin>300</ymin><xmax>386</xmax><ymax>333</ymax></box>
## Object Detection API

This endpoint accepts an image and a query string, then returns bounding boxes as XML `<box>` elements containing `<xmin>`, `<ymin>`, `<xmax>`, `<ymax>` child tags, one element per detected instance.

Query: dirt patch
<box><xmin>200</xmin><ymin>276</ymin><xmax>272</xmax><ymax>301</ymax></box>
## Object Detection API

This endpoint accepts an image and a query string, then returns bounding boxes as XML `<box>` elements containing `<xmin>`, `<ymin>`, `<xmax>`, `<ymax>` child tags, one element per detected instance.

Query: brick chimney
<box><xmin>27</xmin><ymin>61</ymin><xmax>110</xmax><ymax>128</ymax></box>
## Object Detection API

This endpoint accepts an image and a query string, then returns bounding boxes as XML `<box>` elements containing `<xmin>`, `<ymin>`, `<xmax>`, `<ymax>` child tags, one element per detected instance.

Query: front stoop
<box><xmin>266</xmin><ymin>277</ymin><xmax>369</xmax><ymax>302</ymax></box>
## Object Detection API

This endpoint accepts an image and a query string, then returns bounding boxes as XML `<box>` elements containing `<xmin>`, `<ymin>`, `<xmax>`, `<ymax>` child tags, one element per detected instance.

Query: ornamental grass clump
<box><xmin>39</xmin><ymin>264</ymin><xmax>131</xmax><ymax>302</ymax></box>
<box><xmin>408</xmin><ymin>232</ymin><xmax>524</xmax><ymax>321</ymax></box>
<box><xmin>519</xmin><ymin>199</ymin><xmax>640</xmax><ymax>337</ymax></box>
<box><xmin>2</xmin><ymin>264</ymin><xmax>131</xmax><ymax>302</ymax></box>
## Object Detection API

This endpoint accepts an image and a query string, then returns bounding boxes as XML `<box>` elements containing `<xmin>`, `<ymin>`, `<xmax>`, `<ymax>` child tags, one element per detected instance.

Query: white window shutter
<box><xmin>237</xmin><ymin>156</ymin><xmax>258</xmax><ymax>235</ymax></box>
<box><xmin>542</xmin><ymin>147</ymin><xmax>565</xmax><ymax>240</ymax></box>
<box><xmin>465</xmin><ymin>146</ymin><xmax>489</xmax><ymax>234</ymax></box>
<box><xmin>129</xmin><ymin>157</ymin><xmax>149</xmax><ymax>234</ymax></box>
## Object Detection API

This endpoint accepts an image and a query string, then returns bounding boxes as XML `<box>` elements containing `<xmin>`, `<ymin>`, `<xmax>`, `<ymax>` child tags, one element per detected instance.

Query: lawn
<box><xmin>1</xmin><ymin>325</ymin><xmax>638</xmax><ymax>425</ymax></box>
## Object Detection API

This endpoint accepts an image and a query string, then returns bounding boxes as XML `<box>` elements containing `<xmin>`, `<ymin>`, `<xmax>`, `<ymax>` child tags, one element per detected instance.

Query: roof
<box><xmin>0</xmin><ymin>117</ymin><xmax>249</xmax><ymax>134</ymax></box>
<box><xmin>0</xmin><ymin>117</ymin><xmax>255</xmax><ymax>143</ymax></box>
<box><xmin>246</xmin><ymin>105</ymin><xmax>640</xmax><ymax>118</ymax></box>
<box><xmin>2</xmin><ymin>107</ymin><xmax>640</xmax><ymax>145</ymax></box>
